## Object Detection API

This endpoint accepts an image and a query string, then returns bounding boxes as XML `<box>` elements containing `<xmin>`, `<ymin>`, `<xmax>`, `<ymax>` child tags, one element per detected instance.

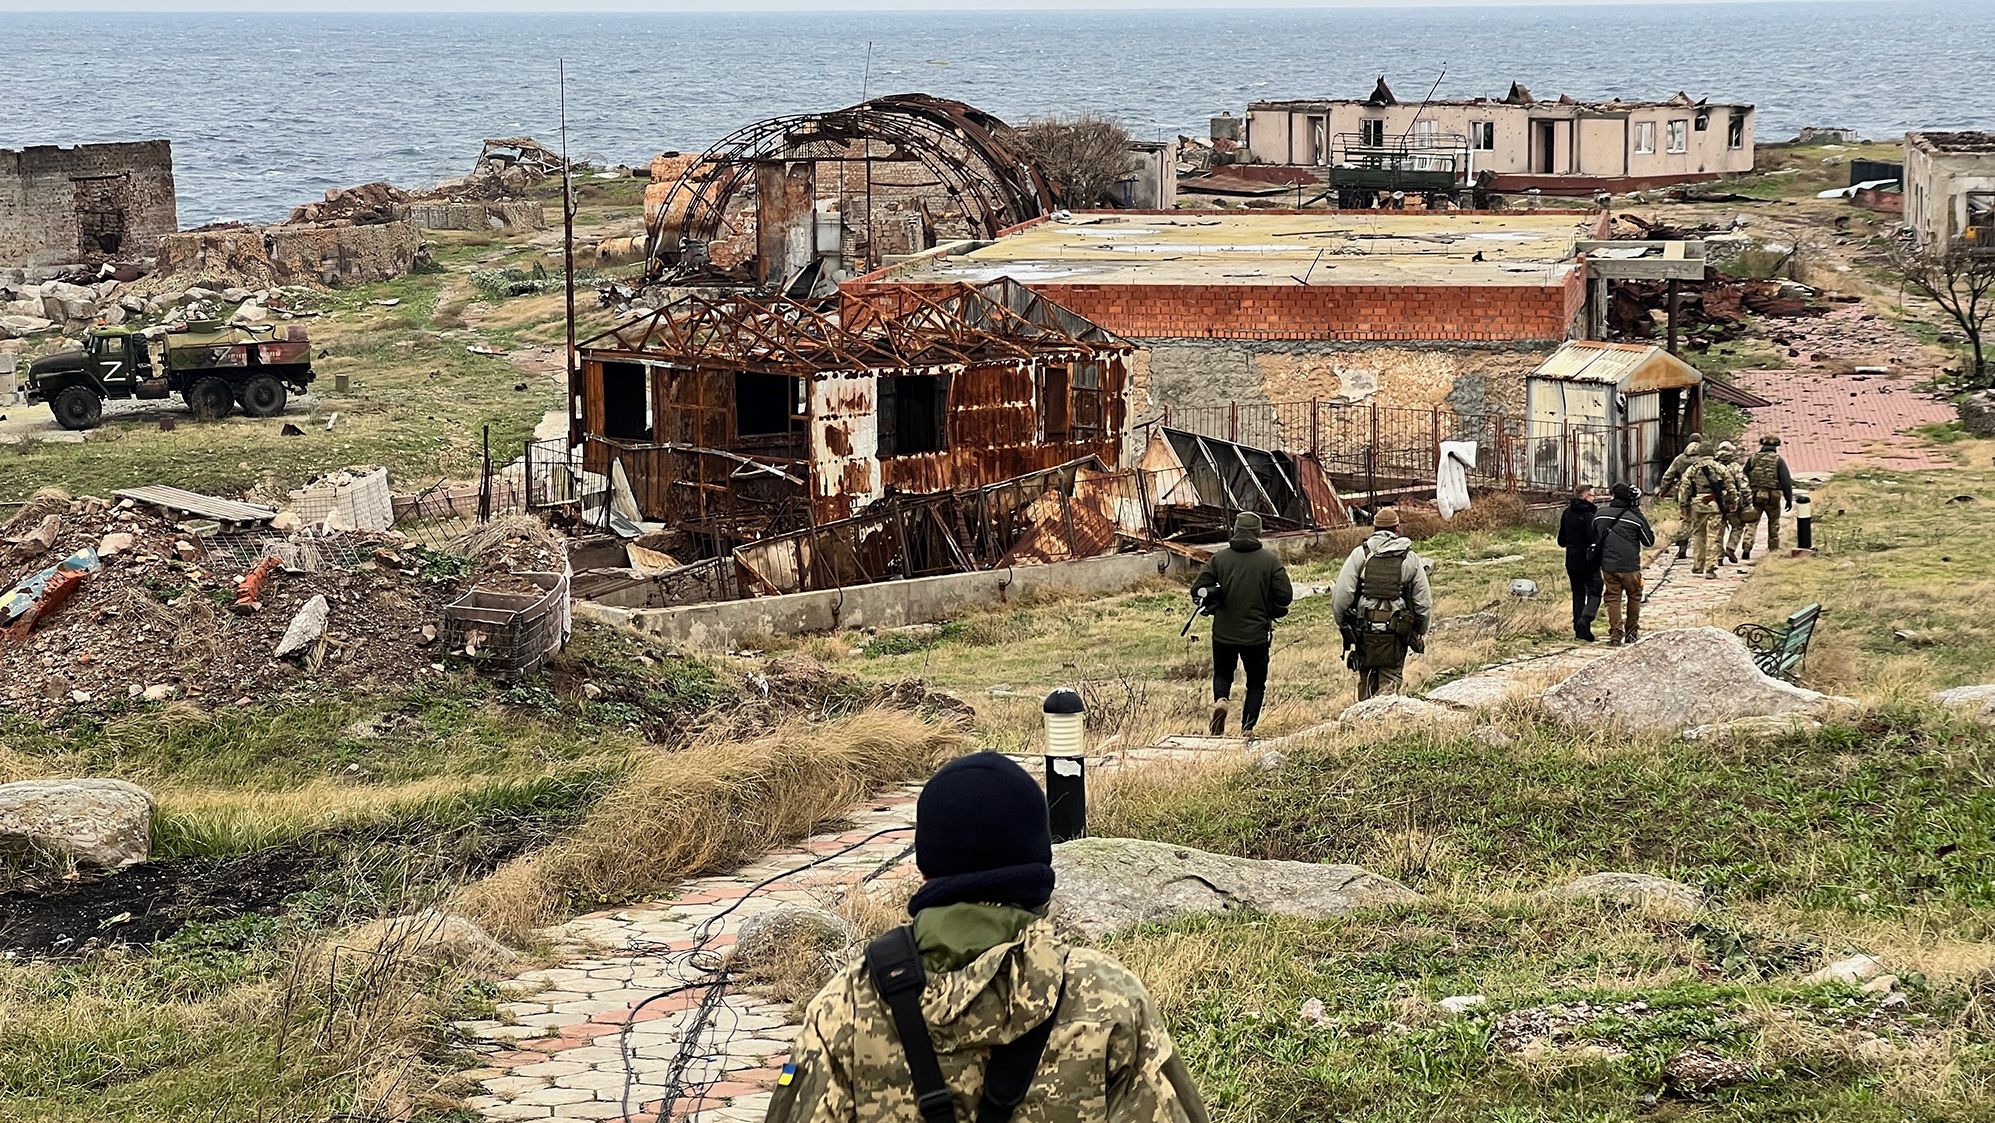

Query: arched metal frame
<box><xmin>647</xmin><ymin>94</ymin><xmax>1052</xmax><ymax>279</ymax></box>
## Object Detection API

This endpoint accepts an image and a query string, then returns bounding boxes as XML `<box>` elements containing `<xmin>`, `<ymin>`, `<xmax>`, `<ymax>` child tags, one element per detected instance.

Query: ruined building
<box><xmin>0</xmin><ymin>141</ymin><xmax>179</xmax><ymax>268</ymax></box>
<box><xmin>1904</xmin><ymin>131</ymin><xmax>1995</xmax><ymax>249</ymax></box>
<box><xmin>1233</xmin><ymin>82</ymin><xmax>1755</xmax><ymax>196</ymax></box>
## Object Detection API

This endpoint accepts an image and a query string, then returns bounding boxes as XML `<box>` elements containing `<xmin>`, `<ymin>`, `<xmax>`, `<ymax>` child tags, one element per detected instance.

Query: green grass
<box><xmin>1722</xmin><ymin>141</ymin><xmax>1907</xmax><ymax>202</ymax></box>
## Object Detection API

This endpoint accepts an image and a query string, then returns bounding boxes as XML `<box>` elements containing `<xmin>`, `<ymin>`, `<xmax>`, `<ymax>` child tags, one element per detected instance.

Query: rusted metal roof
<box><xmin>1531</xmin><ymin>341</ymin><xmax>1702</xmax><ymax>392</ymax></box>
<box><xmin>579</xmin><ymin>277</ymin><xmax>1129</xmax><ymax>374</ymax></box>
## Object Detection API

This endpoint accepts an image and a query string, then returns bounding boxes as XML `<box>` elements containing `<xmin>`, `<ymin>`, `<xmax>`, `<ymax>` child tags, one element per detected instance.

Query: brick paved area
<box><xmin>1735</xmin><ymin>306</ymin><xmax>1957</xmax><ymax>475</ymax></box>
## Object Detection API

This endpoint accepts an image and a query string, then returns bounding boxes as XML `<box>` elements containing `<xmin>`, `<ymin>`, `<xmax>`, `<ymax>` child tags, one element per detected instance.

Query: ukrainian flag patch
<box><xmin>778</xmin><ymin>1063</ymin><xmax>797</xmax><ymax>1087</ymax></box>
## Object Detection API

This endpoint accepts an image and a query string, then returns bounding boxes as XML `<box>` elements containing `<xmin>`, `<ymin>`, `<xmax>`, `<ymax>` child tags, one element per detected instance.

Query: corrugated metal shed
<box><xmin>1531</xmin><ymin>341</ymin><xmax>1702</xmax><ymax>392</ymax></box>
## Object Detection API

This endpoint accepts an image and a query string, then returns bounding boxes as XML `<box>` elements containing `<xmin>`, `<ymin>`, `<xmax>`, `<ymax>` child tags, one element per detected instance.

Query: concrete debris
<box><xmin>273</xmin><ymin>594</ymin><xmax>330</xmax><ymax>661</ymax></box>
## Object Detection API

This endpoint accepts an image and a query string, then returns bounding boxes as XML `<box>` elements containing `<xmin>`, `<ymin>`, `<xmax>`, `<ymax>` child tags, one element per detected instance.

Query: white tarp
<box><xmin>1436</xmin><ymin>441</ymin><xmax>1477</xmax><ymax>520</ymax></box>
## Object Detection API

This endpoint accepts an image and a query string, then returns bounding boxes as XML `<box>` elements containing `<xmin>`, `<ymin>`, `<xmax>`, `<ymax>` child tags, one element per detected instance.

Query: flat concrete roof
<box><xmin>879</xmin><ymin>211</ymin><xmax>1592</xmax><ymax>288</ymax></box>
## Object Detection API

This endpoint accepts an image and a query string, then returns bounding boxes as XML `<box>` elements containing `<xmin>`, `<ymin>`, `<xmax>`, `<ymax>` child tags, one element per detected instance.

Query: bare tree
<box><xmin>1889</xmin><ymin>236</ymin><xmax>1995</xmax><ymax>386</ymax></box>
<box><xmin>1019</xmin><ymin>114</ymin><xmax>1136</xmax><ymax>209</ymax></box>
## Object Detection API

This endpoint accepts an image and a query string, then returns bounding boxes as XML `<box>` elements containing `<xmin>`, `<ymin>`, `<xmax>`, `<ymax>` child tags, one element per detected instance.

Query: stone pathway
<box><xmin>452</xmin><ymin>743</ymin><xmax>1242</xmax><ymax>1122</ymax></box>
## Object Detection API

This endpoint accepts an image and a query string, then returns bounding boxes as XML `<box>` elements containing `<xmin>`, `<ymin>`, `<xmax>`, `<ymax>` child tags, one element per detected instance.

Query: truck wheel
<box><xmin>51</xmin><ymin>386</ymin><xmax>103</xmax><ymax>431</ymax></box>
<box><xmin>237</xmin><ymin>374</ymin><xmax>288</xmax><ymax>418</ymax></box>
<box><xmin>187</xmin><ymin>376</ymin><xmax>235</xmax><ymax>420</ymax></box>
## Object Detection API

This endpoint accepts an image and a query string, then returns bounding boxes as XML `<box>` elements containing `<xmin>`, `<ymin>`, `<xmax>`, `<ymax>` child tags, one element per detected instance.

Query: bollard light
<box><xmin>1042</xmin><ymin>687</ymin><xmax>1087</xmax><ymax>843</ymax></box>
<box><xmin>1793</xmin><ymin>490</ymin><xmax>1813</xmax><ymax>553</ymax></box>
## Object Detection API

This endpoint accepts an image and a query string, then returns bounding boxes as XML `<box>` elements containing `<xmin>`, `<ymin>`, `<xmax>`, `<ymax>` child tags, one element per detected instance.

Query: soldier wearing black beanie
<box><xmin>906</xmin><ymin>751</ymin><xmax>1056</xmax><ymax>915</ymax></box>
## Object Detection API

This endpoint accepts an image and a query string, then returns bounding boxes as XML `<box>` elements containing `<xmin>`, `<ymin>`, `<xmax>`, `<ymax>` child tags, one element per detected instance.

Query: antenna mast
<box><xmin>561</xmin><ymin>59</ymin><xmax>578</xmax><ymax>448</ymax></box>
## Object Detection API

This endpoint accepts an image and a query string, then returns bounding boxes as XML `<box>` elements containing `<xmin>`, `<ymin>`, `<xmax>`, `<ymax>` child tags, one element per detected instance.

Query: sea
<box><xmin>4</xmin><ymin>1</ymin><xmax>1993</xmax><ymax>228</ymax></box>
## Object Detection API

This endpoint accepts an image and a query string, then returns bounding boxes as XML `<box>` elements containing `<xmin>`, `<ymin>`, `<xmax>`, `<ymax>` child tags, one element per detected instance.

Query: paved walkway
<box><xmin>1736</xmin><ymin>305</ymin><xmax>1957</xmax><ymax>474</ymax></box>
<box><xmin>451</xmin><ymin>744</ymin><xmax>1243</xmax><ymax>1122</ymax></box>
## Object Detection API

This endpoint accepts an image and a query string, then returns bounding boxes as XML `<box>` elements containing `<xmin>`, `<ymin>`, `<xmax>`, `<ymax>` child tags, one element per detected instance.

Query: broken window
<box><xmin>1634</xmin><ymin>122</ymin><xmax>1656</xmax><ymax>155</ymax></box>
<box><xmin>1694</xmin><ymin>113</ymin><xmax>1710</xmax><ymax>132</ymax></box>
<box><xmin>1070</xmin><ymin>362</ymin><xmax>1107</xmax><ymax>444</ymax></box>
<box><xmin>1308</xmin><ymin>116</ymin><xmax>1327</xmax><ymax>165</ymax></box>
<box><xmin>735</xmin><ymin>371</ymin><xmax>802</xmax><ymax>440</ymax></box>
<box><xmin>1667</xmin><ymin>119</ymin><xmax>1689</xmax><ymax>154</ymax></box>
<box><xmin>599</xmin><ymin>361</ymin><xmax>653</xmax><ymax>442</ymax></box>
<box><xmin>877</xmin><ymin>373</ymin><xmax>949</xmax><ymax>457</ymax></box>
<box><xmin>1360</xmin><ymin>118</ymin><xmax>1385</xmax><ymax>148</ymax></box>
<box><xmin>1728</xmin><ymin>112</ymin><xmax>1747</xmax><ymax>150</ymax></box>
<box><xmin>1969</xmin><ymin>193</ymin><xmax>1995</xmax><ymax>245</ymax></box>
<box><xmin>1470</xmin><ymin>121</ymin><xmax>1495</xmax><ymax>151</ymax></box>
<box><xmin>1038</xmin><ymin>363</ymin><xmax>1072</xmax><ymax>442</ymax></box>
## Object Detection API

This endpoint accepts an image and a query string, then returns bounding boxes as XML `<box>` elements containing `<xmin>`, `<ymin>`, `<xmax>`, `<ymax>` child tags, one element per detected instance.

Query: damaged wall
<box><xmin>0</xmin><ymin>141</ymin><xmax>178</xmax><ymax>268</ymax></box>
<box><xmin>1131</xmin><ymin>339</ymin><xmax>1549</xmax><ymax>418</ymax></box>
<box><xmin>403</xmin><ymin>200</ymin><xmax>546</xmax><ymax>232</ymax></box>
<box><xmin>157</xmin><ymin>220</ymin><xmax>423</xmax><ymax>286</ymax></box>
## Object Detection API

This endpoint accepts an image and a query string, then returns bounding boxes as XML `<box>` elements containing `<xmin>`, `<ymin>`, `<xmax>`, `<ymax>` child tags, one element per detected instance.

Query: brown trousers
<box><xmin>1602</xmin><ymin>569</ymin><xmax>1644</xmax><ymax>641</ymax></box>
<box><xmin>1754</xmin><ymin>494</ymin><xmax>1783</xmax><ymax>550</ymax></box>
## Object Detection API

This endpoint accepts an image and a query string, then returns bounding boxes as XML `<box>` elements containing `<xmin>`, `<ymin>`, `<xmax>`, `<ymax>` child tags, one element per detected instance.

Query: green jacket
<box><xmin>766</xmin><ymin>903</ymin><xmax>1208</xmax><ymax>1123</ymax></box>
<box><xmin>1188</xmin><ymin>534</ymin><xmax>1293</xmax><ymax>647</ymax></box>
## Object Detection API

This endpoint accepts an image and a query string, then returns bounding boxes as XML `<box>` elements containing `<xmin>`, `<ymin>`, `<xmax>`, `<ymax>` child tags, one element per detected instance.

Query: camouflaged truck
<box><xmin>24</xmin><ymin>320</ymin><xmax>315</xmax><ymax>431</ymax></box>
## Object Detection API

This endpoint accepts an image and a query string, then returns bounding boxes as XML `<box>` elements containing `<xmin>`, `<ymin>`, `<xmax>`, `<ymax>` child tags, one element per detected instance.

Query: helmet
<box><xmin>1687</xmin><ymin>432</ymin><xmax>1705</xmax><ymax>445</ymax></box>
<box><xmin>1717</xmin><ymin>446</ymin><xmax>1738</xmax><ymax>462</ymax></box>
<box><xmin>1760</xmin><ymin>435</ymin><xmax>1781</xmax><ymax>447</ymax></box>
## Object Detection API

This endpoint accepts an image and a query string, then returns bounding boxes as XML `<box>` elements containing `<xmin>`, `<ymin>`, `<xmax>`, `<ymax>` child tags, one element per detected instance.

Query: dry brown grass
<box><xmin>458</xmin><ymin>707</ymin><xmax>963</xmax><ymax>937</ymax></box>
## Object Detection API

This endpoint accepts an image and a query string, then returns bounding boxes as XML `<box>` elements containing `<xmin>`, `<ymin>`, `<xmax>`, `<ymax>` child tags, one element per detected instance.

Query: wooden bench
<box><xmin>1735</xmin><ymin>603</ymin><xmax>1824</xmax><ymax>683</ymax></box>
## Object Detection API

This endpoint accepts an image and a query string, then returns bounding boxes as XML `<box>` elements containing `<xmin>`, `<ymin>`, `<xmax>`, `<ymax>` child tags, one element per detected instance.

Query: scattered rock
<box><xmin>730</xmin><ymin>904</ymin><xmax>857</xmax><ymax>997</ymax></box>
<box><xmin>1932</xmin><ymin>684</ymin><xmax>1995</xmax><ymax>725</ymax></box>
<box><xmin>140</xmin><ymin>684</ymin><xmax>174</xmax><ymax>703</ymax></box>
<box><xmin>1468</xmin><ymin>725</ymin><xmax>1514</xmax><ymax>748</ymax></box>
<box><xmin>1540</xmin><ymin>627</ymin><xmax>1849</xmax><ymax>732</ymax></box>
<box><xmin>1550</xmin><ymin>872</ymin><xmax>1708</xmax><ymax>912</ymax></box>
<box><xmin>1803</xmin><ymin>953</ymin><xmax>1887</xmax><ymax>985</ymax></box>
<box><xmin>95</xmin><ymin>532</ymin><xmax>135</xmax><ymax>557</ymax></box>
<box><xmin>1662</xmin><ymin>1047</ymin><xmax>1754</xmax><ymax>1093</ymax></box>
<box><xmin>270</xmin><ymin>510</ymin><xmax>303</xmax><ymax>532</ymax></box>
<box><xmin>0</xmin><ymin>778</ymin><xmax>155</xmax><ymax>875</ymax></box>
<box><xmin>274</xmin><ymin>594</ymin><xmax>330</xmax><ymax>660</ymax></box>
<box><xmin>1254</xmin><ymin>749</ymin><xmax>1288</xmax><ymax>772</ymax></box>
<box><xmin>1438</xmin><ymin>995</ymin><xmax>1489</xmax><ymax>1017</ymax></box>
<box><xmin>1508</xmin><ymin>578</ymin><xmax>1539</xmax><ymax>598</ymax></box>
<box><xmin>1336</xmin><ymin>694</ymin><xmax>1471</xmax><ymax>729</ymax></box>
<box><xmin>1424</xmin><ymin>675</ymin><xmax>1523</xmax><ymax>709</ymax></box>
<box><xmin>1298</xmin><ymin>997</ymin><xmax>1330</xmax><ymax>1026</ymax></box>
<box><xmin>1049</xmin><ymin>837</ymin><xmax>1419</xmax><ymax>940</ymax></box>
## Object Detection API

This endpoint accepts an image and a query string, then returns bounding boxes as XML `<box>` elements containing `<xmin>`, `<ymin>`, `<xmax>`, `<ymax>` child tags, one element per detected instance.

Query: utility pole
<box><xmin>560</xmin><ymin>59</ymin><xmax>579</xmax><ymax>448</ymax></box>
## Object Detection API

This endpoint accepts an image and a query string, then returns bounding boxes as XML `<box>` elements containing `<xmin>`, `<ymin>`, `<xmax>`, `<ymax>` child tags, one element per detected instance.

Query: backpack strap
<box><xmin>866</xmin><ymin>927</ymin><xmax>958</xmax><ymax>1123</ymax></box>
<box><xmin>865</xmin><ymin>926</ymin><xmax>1069</xmax><ymax>1123</ymax></box>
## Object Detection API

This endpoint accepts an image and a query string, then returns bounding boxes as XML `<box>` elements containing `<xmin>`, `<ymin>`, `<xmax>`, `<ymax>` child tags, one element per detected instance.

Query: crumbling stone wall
<box><xmin>0</xmin><ymin>141</ymin><xmax>178</xmax><ymax>268</ymax></box>
<box><xmin>1133</xmin><ymin>339</ymin><xmax>1548</xmax><ymax>418</ymax></box>
<box><xmin>158</xmin><ymin>220</ymin><xmax>422</xmax><ymax>286</ymax></box>
<box><xmin>403</xmin><ymin>200</ymin><xmax>546</xmax><ymax>232</ymax></box>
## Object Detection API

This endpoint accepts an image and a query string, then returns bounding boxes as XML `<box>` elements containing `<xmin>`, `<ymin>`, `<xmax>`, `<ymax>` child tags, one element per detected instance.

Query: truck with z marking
<box><xmin>24</xmin><ymin>318</ymin><xmax>316</xmax><ymax>431</ymax></box>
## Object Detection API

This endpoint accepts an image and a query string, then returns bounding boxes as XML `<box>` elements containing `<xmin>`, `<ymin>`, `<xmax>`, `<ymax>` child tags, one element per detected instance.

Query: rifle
<box><xmin>1181</xmin><ymin>585</ymin><xmax>1218</xmax><ymax>638</ymax></box>
<box><xmin>1700</xmin><ymin>465</ymin><xmax>1734</xmax><ymax>518</ymax></box>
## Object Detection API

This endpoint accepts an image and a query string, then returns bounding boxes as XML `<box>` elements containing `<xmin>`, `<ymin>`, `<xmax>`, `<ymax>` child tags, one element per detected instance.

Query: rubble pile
<box><xmin>285</xmin><ymin>181</ymin><xmax>410</xmax><ymax>227</ymax></box>
<box><xmin>454</xmin><ymin>516</ymin><xmax>567</xmax><ymax>596</ymax></box>
<box><xmin>1609</xmin><ymin>271</ymin><xmax>1837</xmax><ymax>344</ymax></box>
<box><xmin>0</xmin><ymin>493</ymin><xmax>471</xmax><ymax>717</ymax></box>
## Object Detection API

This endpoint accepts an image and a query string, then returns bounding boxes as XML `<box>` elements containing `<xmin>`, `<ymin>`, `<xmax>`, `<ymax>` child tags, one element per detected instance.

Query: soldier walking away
<box><xmin>1714</xmin><ymin>443</ymin><xmax>1753</xmax><ymax>564</ymax></box>
<box><xmin>1332</xmin><ymin>507</ymin><xmax>1433</xmax><ymax>701</ymax></box>
<box><xmin>1677</xmin><ymin>445</ymin><xmax>1745</xmax><ymax>579</ymax></box>
<box><xmin>1658</xmin><ymin>433</ymin><xmax>1705</xmax><ymax>559</ymax></box>
<box><xmin>1745</xmin><ymin>436</ymin><xmax>1795</xmax><ymax>556</ymax></box>
<box><xmin>1556</xmin><ymin>484</ymin><xmax>1603</xmax><ymax>642</ymax></box>
<box><xmin>1593</xmin><ymin>483</ymin><xmax>1655</xmax><ymax>646</ymax></box>
<box><xmin>1190</xmin><ymin>511</ymin><xmax>1293</xmax><ymax>737</ymax></box>
<box><xmin>764</xmin><ymin>752</ymin><xmax>1210</xmax><ymax>1123</ymax></box>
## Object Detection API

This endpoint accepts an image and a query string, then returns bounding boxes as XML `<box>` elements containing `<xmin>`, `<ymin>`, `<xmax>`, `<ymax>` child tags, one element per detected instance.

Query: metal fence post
<box><xmin>1309</xmin><ymin>397</ymin><xmax>1320</xmax><ymax>459</ymax></box>
<box><xmin>1228</xmin><ymin>401</ymin><xmax>1238</xmax><ymax>443</ymax></box>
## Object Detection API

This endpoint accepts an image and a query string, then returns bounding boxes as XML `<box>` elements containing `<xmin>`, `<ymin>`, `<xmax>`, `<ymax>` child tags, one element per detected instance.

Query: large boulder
<box><xmin>0</xmin><ymin>778</ymin><xmax>154</xmax><ymax>873</ymax></box>
<box><xmin>1336</xmin><ymin>694</ymin><xmax>1471</xmax><ymax>729</ymax></box>
<box><xmin>1933</xmin><ymin>685</ymin><xmax>1995</xmax><ymax>725</ymax></box>
<box><xmin>1540</xmin><ymin>627</ymin><xmax>1846</xmax><ymax>732</ymax></box>
<box><xmin>1049</xmin><ymin>837</ymin><xmax>1419</xmax><ymax>940</ymax></box>
<box><xmin>1549</xmin><ymin>872</ymin><xmax>1708</xmax><ymax>912</ymax></box>
<box><xmin>730</xmin><ymin>904</ymin><xmax>858</xmax><ymax>998</ymax></box>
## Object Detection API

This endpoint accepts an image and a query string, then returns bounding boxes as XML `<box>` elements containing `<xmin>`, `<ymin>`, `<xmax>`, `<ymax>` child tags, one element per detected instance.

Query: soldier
<box><xmin>1592</xmin><ymin>483</ymin><xmax>1655</xmax><ymax>646</ymax></box>
<box><xmin>1676</xmin><ymin>444</ymin><xmax>1745</xmax><ymax>578</ymax></box>
<box><xmin>1331</xmin><ymin>507</ymin><xmax>1434</xmax><ymax>701</ymax></box>
<box><xmin>766</xmin><ymin>752</ymin><xmax>1209</xmax><ymax>1123</ymax></box>
<box><xmin>1744</xmin><ymin>435</ymin><xmax>1796</xmax><ymax>556</ymax></box>
<box><xmin>1657</xmin><ymin>433</ymin><xmax>1706</xmax><ymax>560</ymax></box>
<box><xmin>1190</xmin><ymin>511</ymin><xmax>1294</xmax><ymax>737</ymax></box>
<box><xmin>1714</xmin><ymin>443</ymin><xmax>1753</xmax><ymax>564</ymax></box>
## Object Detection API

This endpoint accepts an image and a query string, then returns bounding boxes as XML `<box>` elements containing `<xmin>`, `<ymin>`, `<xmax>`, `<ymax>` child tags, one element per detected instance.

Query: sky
<box><xmin>0</xmin><ymin>0</ymin><xmax>1874</xmax><ymax>10</ymax></box>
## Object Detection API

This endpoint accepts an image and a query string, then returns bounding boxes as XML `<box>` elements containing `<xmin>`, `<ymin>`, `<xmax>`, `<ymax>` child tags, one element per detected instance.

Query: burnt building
<box><xmin>573</xmin><ymin>278</ymin><xmax>1132</xmax><ymax>546</ymax></box>
<box><xmin>0</xmin><ymin>141</ymin><xmax>179</xmax><ymax>268</ymax></box>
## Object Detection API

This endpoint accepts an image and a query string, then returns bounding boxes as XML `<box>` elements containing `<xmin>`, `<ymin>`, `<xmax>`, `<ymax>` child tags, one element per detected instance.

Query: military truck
<box><xmin>25</xmin><ymin>320</ymin><xmax>315</xmax><ymax>431</ymax></box>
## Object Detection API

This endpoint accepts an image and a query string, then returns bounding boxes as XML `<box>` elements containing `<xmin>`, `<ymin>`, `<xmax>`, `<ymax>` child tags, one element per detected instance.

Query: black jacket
<box><xmin>1190</xmin><ymin>534</ymin><xmax>1294</xmax><ymax>646</ymax></box>
<box><xmin>1591</xmin><ymin>499</ymin><xmax>1655</xmax><ymax>574</ymax></box>
<box><xmin>1557</xmin><ymin>497</ymin><xmax>1599</xmax><ymax>570</ymax></box>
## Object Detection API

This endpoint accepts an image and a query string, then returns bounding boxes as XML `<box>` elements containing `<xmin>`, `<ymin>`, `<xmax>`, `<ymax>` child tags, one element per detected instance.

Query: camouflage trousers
<box><xmin>1752</xmin><ymin>493</ymin><xmax>1783</xmax><ymax>551</ymax></box>
<box><xmin>1688</xmin><ymin>504</ymin><xmax>1726</xmax><ymax>574</ymax></box>
<box><xmin>1721</xmin><ymin>513</ymin><xmax>1752</xmax><ymax>558</ymax></box>
<box><xmin>1670</xmin><ymin>502</ymin><xmax>1693</xmax><ymax>549</ymax></box>
<box><xmin>1356</xmin><ymin>659</ymin><xmax>1406</xmax><ymax>701</ymax></box>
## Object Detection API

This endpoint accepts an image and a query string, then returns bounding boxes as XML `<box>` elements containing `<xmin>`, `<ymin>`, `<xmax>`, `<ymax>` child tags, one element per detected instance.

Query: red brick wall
<box><xmin>845</xmin><ymin>278</ymin><xmax>1580</xmax><ymax>343</ymax></box>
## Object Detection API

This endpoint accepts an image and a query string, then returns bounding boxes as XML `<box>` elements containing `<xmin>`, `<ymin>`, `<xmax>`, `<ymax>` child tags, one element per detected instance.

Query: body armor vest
<box><xmin>1747</xmin><ymin>451</ymin><xmax>1781</xmax><ymax>490</ymax></box>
